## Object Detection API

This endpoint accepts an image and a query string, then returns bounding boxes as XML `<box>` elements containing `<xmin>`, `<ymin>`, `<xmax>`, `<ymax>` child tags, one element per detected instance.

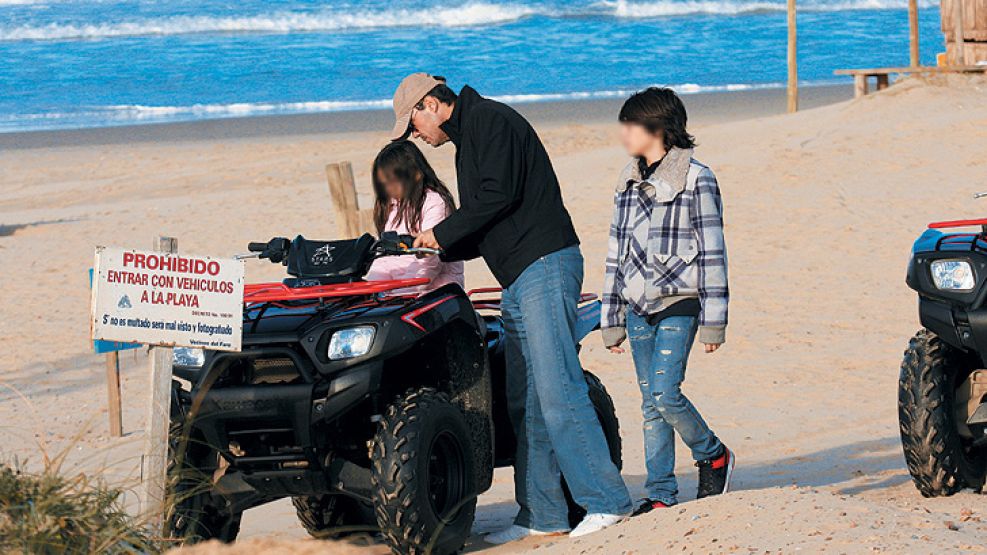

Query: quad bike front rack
<box><xmin>243</xmin><ymin>278</ymin><xmax>430</xmax><ymax>304</ymax></box>
<box><xmin>466</xmin><ymin>286</ymin><xmax>599</xmax><ymax>310</ymax></box>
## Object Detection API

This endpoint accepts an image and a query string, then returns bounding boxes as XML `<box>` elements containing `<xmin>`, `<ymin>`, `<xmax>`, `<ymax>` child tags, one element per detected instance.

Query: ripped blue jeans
<box><xmin>626</xmin><ymin>311</ymin><xmax>722</xmax><ymax>506</ymax></box>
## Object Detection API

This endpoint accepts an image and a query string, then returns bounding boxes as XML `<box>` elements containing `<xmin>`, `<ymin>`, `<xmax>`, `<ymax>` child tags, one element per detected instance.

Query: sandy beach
<box><xmin>3</xmin><ymin>75</ymin><xmax>987</xmax><ymax>553</ymax></box>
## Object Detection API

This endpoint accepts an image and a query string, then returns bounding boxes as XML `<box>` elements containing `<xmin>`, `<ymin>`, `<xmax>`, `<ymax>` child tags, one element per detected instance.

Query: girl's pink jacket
<box><xmin>366</xmin><ymin>190</ymin><xmax>465</xmax><ymax>296</ymax></box>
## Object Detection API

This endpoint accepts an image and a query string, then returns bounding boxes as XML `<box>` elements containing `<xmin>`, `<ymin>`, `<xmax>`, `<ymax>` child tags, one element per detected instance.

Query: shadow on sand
<box><xmin>463</xmin><ymin>436</ymin><xmax>907</xmax><ymax>551</ymax></box>
<box><xmin>0</xmin><ymin>218</ymin><xmax>81</xmax><ymax>237</ymax></box>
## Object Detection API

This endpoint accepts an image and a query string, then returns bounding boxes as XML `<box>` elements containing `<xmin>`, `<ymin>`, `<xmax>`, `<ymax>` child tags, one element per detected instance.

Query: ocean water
<box><xmin>0</xmin><ymin>0</ymin><xmax>946</xmax><ymax>132</ymax></box>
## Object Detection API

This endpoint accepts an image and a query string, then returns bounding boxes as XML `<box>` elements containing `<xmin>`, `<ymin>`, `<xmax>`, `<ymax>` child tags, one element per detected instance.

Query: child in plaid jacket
<box><xmin>602</xmin><ymin>87</ymin><xmax>735</xmax><ymax>514</ymax></box>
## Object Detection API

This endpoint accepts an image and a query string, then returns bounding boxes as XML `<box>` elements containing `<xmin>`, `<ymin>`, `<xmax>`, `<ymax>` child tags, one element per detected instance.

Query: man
<box><xmin>389</xmin><ymin>73</ymin><xmax>633</xmax><ymax>542</ymax></box>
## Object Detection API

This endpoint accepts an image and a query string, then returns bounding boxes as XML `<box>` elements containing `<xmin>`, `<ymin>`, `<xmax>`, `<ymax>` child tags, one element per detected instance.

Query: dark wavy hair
<box><xmin>372</xmin><ymin>140</ymin><xmax>455</xmax><ymax>235</ymax></box>
<box><xmin>619</xmin><ymin>87</ymin><xmax>696</xmax><ymax>150</ymax></box>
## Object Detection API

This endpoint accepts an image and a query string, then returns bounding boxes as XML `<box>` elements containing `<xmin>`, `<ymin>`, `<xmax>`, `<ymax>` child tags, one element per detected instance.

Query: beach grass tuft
<box><xmin>0</xmin><ymin>458</ymin><xmax>164</xmax><ymax>554</ymax></box>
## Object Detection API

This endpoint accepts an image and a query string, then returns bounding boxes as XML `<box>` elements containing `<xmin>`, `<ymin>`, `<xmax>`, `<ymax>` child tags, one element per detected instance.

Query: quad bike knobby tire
<box><xmin>292</xmin><ymin>494</ymin><xmax>377</xmax><ymax>540</ymax></box>
<box><xmin>899</xmin><ymin>329</ymin><xmax>987</xmax><ymax>497</ymax></box>
<box><xmin>371</xmin><ymin>387</ymin><xmax>476</xmax><ymax>555</ymax></box>
<box><xmin>166</xmin><ymin>419</ymin><xmax>242</xmax><ymax>543</ymax></box>
<box><xmin>562</xmin><ymin>370</ymin><xmax>623</xmax><ymax>528</ymax></box>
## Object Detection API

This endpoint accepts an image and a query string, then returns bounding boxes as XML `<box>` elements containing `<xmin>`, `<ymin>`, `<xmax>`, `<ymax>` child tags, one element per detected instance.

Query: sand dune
<box><xmin>1</xmin><ymin>74</ymin><xmax>986</xmax><ymax>553</ymax></box>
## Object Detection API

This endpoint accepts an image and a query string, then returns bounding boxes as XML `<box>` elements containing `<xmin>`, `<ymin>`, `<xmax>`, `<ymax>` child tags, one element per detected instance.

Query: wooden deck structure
<box><xmin>942</xmin><ymin>0</ymin><xmax>987</xmax><ymax>64</ymax></box>
<box><xmin>835</xmin><ymin>65</ymin><xmax>987</xmax><ymax>97</ymax></box>
<box><xmin>835</xmin><ymin>0</ymin><xmax>987</xmax><ymax>97</ymax></box>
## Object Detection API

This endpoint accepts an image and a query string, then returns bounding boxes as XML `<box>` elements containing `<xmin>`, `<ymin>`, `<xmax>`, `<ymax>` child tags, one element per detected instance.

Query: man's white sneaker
<box><xmin>483</xmin><ymin>524</ymin><xmax>568</xmax><ymax>545</ymax></box>
<box><xmin>569</xmin><ymin>513</ymin><xmax>628</xmax><ymax>538</ymax></box>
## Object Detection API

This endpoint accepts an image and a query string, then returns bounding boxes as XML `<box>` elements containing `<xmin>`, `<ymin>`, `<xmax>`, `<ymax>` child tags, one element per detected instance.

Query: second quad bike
<box><xmin>166</xmin><ymin>232</ymin><xmax>621</xmax><ymax>554</ymax></box>
<box><xmin>901</xmin><ymin>215</ymin><xmax>987</xmax><ymax>497</ymax></box>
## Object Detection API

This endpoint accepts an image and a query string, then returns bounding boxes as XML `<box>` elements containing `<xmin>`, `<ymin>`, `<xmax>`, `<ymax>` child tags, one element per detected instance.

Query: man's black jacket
<box><xmin>433</xmin><ymin>86</ymin><xmax>579</xmax><ymax>287</ymax></box>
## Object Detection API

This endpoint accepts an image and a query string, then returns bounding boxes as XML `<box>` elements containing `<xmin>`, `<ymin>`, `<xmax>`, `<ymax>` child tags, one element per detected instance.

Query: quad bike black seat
<box><xmin>285</xmin><ymin>234</ymin><xmax>376</xmax><ymax>284</ymax></box>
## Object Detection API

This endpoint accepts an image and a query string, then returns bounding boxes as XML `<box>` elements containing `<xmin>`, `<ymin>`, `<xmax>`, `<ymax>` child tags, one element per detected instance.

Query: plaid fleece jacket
<box><xmin>601</xmin><ymin>147</ymin><xmax>729</xmax><ymax>347</ymax></box>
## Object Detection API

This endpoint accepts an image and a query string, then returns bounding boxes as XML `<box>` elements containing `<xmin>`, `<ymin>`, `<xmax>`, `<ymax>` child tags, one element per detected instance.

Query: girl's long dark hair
<box><xmin>372</xmin><ymin>141</ymin><xmax>456</xmax><ymax>235</ymax></box>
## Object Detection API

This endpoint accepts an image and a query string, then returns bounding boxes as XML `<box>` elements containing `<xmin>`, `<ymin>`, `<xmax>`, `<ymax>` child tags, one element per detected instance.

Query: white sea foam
<box><xmin>0</xmin><ymin>0</ymin><xmax>939</xmax><ymax>41</ymax></box>
<box><xmin>0</xmin><ymin>2</ymin><xmax>535</xmax><ymax>41</ymax></box>
<box><xmin>105</xmin><ymin>99</ymin><xmax>392</xmax><ymax>119</ymax></box>
<box><xmin>1</xmin><ymin>82</ymin><xmax>795</xmax><ymax>128</ymax></box>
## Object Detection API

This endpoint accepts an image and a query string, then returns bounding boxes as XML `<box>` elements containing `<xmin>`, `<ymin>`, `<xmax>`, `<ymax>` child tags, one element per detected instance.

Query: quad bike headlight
<box><xmin>328</xmin><ymin>326</ymin><xmax>376</xmax><ymax>360</ymax></box>
<box><xmin>930</xmin><ymin>259</ymin><xmax>976</xmax><ymax>291</ymax></box>
<box><xmin>173</xmin><ymin>347</ymin><xmax>205</xmax><ymax>368</ymax></box>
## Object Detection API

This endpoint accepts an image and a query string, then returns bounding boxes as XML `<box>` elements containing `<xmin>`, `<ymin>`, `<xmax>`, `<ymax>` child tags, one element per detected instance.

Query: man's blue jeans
<box><xmin>502</xmin><ymin>245</ymin><xmax>632</xmax><ymax>531</ymax></box>
<box><xmin>626</xmin><ymin>311</ymin><xmax>722</xmax><ymax>506</ymax></box>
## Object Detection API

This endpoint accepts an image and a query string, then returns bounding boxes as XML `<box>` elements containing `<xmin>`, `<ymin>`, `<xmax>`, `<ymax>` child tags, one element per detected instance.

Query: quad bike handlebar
<box><xmin>235</xmin><ymin>232</ymin><xmax>443</xmax><ymax>281</ymax></box>
<box><xmin>241</xmin><ymin>233</ymin><xmax>441</xmax><ymax>260</ymax></box>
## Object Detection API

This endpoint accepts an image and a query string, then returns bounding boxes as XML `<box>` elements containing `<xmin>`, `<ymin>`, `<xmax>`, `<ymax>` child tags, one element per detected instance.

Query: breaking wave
<box><xmin>0</xmin><ymin>0</ymin><xmax>938</xmax><ymax>42</ymax></box>
<box><xmin>0</xmin><ymin>2</ymin><xmax>536</xmax><ymax>41</ymax></box>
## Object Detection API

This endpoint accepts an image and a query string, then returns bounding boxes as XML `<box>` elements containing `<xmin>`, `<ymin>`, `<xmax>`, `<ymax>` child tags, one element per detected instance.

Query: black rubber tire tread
<box><xmin>370</xmin><ymin>387</ymin><xmax>476</xmax><ymax>555</ymax></box>
<box><xmin>899</xmin><ymin>329</ymin><xmax>987</xmax><ymax>497</ymax></box>
<box><xmin>166</xmin><ymin>419</ymin><xmax>241</xmax><ymax>543</ymax></box>
<box><xmin>291</xmin><ymin>494</ymin><xmax>375</xmax><ymax>539</ymax></box>
<box><xmin>563</xmin><ymin>370</ymin><xmax>623</xmax><ymax>528</ymax></box>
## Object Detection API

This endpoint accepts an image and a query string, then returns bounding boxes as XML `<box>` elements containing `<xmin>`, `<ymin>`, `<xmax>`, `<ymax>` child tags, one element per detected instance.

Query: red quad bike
<box><xmin>166</xmin><ymin>232</ymin><xmax>621</xmax><ymax>554</ymax></box>
<box><xmin>901</xmin><ymin>216</ymin><xmax>987</xmax><ymax>496</ymax></box>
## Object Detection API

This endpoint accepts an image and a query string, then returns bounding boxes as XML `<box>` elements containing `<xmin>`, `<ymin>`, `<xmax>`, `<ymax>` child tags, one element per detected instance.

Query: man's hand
<box><xmin>703</xmin><ymin>343</ymin><xmax>721</xmax><ymax>353</ymax></box>
<box><xmin>413</xmin><ymin>228</ymin><xmax>441</xmax><ymax>251</ymax></box>
<box><xmin>608</xmin><ymin>346</ymin><xmax>625</xmax><ymax>354</ymax></box>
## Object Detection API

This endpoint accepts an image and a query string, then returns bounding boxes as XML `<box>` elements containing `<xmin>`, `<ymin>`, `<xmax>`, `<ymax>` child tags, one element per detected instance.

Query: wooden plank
<box><xmin>359</xmin><ymin>208</ymin><xmax>375</xmax><ymax>237</ymax></box>
<box><xmin>943</xmin><ymin>0</ymin><xmax>954</xmax><ymax>35</ymax></box>
<box><xmin>105</xmin><ymin>351</ymin><xmax>123</xmax><ymax>438</ymax></box>
<box><xmin>834</xmin><ymin>65</ymin><xmax>987</xmax><ymax>75</ymax></box>
<box><xmin>853</xmin><ymin>74</ymin><xmax>869</xmax><ymax>98</ymax></box>
<box><xmin>909</xmin><ymin>0</ymin><xmax>920</xmax><ymax>66</ymax></box>
<box><xmin>965</xmin><ymin>0</ymin><xmax>984</xmax><ymax>39</ymax></box>
<box><xmin>325</xmin><ymin>162</ymin><xmax>362</xmax><ymax>239</ymax></box>
<box><xmin>140</xmin><ymin>235</ymin><xmax>177</xmax><ymax>535</ymax></box>
<box><xmin>946</xmin><ymin>41</ymin><xmax>987</xmax><ymax>63</ymax></box>
<box><xmin>954</xmin><ymin>0</ymin><xmax>967</xmax><ymax>64</ymax></box>
<box><xmin>787</xmin><ymin>0</ymin><xmax>798</xmax><ymax>113</ymax></box>
<box><xmin>875</xmin><ymin>74</ymin><xmax>891</xmax><ymax>90</ymax></box>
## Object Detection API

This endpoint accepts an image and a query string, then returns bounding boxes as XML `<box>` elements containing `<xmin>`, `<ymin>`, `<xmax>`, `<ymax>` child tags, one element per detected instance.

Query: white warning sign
<box><xmin>90</xmin><ymin>247</ymin><xmax>244</xmax><ymax>351</ymax></box>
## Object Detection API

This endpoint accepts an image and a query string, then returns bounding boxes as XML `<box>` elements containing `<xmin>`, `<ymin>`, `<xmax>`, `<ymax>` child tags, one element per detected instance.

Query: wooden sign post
<box><xmin>91</xmin><ymin>237</ymin><xmax>245</xmax><ymax>533</ymax></box>
<box><xmin>140</xmin><ymin>235</ymin><xmax>177</xmax><ymax>534</ymax></box>
<box><xmin>105</xmin><ymin>351</ymin><xmax>123</xmax><ymax>437</ymax></box>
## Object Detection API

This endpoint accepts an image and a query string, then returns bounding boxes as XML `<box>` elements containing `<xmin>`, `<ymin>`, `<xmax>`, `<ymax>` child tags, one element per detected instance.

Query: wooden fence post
<box><xmin>787</xmin><ymin>0</ymin><xmax>798</xmax><ymax>113</ymax></box>
<box><xmin>326</xmin><ymin>161</ymin><xmax>374</xmax><ymax>238</ymax></box>
<box><xmin>105</xmin><ymin>351</ymin><xmax>123</xmax><ymax>437</ymax></box>
<box><xmin>908</xmin><ymin>0</ymin><xmax>920</xmax><ymax>67</ymax></box>
<box><xmin>140</xmin><ymin>235</ymin><xmax>177</xmax><ymax>535</ymax></box>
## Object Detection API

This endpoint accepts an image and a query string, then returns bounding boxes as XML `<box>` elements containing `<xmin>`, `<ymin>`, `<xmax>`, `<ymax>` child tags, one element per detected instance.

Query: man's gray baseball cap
<box><xmin>390</xmin><ymin>73</ymin><xmax>446</xmax><ymax>141</ymax></box>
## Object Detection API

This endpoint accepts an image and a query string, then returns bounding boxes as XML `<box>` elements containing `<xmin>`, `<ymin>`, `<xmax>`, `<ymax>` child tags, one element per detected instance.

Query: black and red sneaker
<box><xmin>631</xmin><ymin>498</ymin><xmax>670</xmax><ymax>517</ymax></box>
<box><xmin>696</xmin><ymin>445</ymin><xmax>735</xmax><ymax>499</ymax></box>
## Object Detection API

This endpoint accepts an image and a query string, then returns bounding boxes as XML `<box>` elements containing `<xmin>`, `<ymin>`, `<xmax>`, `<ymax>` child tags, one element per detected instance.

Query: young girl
<box><xmin>365</xmin><ymin>140</ymin><xmax>464</xmax><ymax>295</ymax></box>
<box><xmin>601</xmin><ymin>87</ymin><xmax>735</xmax><ymax>515</ymax></box>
